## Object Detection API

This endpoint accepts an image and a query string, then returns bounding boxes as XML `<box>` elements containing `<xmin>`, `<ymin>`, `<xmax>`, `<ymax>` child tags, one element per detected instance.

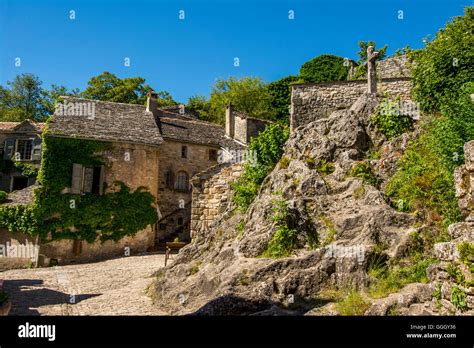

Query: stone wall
<box><xmin>100</xmin><ymin>142</ymin><xmax>160</xmax><ymax>197</ymax></box>
<box><xmin>234</xmin><ymin>115</ymin><xmax>247</xmax><ymax>145</ymax></box>
<box><xmin>290</xmin><ymin>77</ymin><xmax>412</xmax><ymax>129</ymax></box>
<box><xmin>377</xmin><ymin>55</ymin><xmax>412</xmax><ymax>79</ymax></box>
<box><xmin>190</xmin><ymin>162</ymin><xmax>243</xmax><ymax>238</ymax></box>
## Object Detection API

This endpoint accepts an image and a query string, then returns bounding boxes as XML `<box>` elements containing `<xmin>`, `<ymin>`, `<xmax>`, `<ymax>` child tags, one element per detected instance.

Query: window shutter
<box><xmin>166</xmin><ymin>170</ymin><xmax>175</xmax><ymax>189</ymax></box>
<box><xmin>82</xmin><ymin>167</ymin><xmax>94</xmax><ymax>193</ymax></box>
<box><xmin>31</xmin><ymin>137</ymin><xmax>42</xmax><ymax>161</ymax></box>
<box><xmin>3</xmin><ymin>138</ymin><xmax>15</xmax><ymax>160</ymax></box>
<box><xmin>71</xmin><ymin>163</ymin><xmax>84</xmax><ymax>194</ymax></box>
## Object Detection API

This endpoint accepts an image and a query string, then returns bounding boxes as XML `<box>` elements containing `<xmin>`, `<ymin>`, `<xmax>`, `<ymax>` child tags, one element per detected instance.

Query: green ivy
<box><xmin>0</xmin><ymin>132</ymin><xmax>158</xmax><ymax>243</ymax></box>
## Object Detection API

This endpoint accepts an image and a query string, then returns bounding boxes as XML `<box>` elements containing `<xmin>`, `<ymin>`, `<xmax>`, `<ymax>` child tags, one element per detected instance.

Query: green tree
<box><xmin>411</xmin><ymin>6</ymin><xmax>474</xmax><ymax>112</ymax></box>
<box><xmin>352</xmin><ymin>41</ymin><xmax>388</xmax><ymax>80</ymax></box>
<box><xmin>0</xmin><ymin>73</ymin><xmax>46</xmax><ymax>121</ymax></box>
<box><xmin>267</xmin><ymin>75</ymin><xmax>302</xmax><ymax>121</ymax></box>
<box><xmin>299</xmin><ymin>54</ymin><xmax>349</xmax><ymax>83</ymax></box>
<box><xmin>41</xmin><ymin>84</ymin><xmax>81</xmax><ymax>115</ymax></box>
<box><xmin>356</xmin><ymin>41</ymin><xmax>388</xmax><ymax>64</ymax></box>
<box><xmin>186</xmin><ymin>95</ymin><xmax>211</xmax><ymax>121</ymax></box>
<box><xmin>208</xmin><ymin>76</ymin><xmax>275</xmax><ymax>124</ymax></box>
<box><xmin>81</xmin><ymin>71</ymin><xmax>176</xmax><ymax>106</ymax></box>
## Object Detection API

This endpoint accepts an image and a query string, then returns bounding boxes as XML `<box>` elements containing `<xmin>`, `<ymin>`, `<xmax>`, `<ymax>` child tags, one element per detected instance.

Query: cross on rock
<box><xmin>367</xmin><ymin>46</ymin><xmax>379</xmax><ymax>94</ymax></box>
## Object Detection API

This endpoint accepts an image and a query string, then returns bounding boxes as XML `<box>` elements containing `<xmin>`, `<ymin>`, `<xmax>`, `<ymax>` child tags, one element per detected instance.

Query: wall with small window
<box><xmin>156</xmin><ymin>140</ymin><xmax>221</xmax><ymax>241</ymax></box>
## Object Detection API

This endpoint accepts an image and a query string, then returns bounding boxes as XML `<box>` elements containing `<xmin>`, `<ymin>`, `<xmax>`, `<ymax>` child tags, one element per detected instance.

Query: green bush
<box><xmin>368</xmin><ymin>256</ymin><xmax>433</xmax><ymax>298</ymax></box>
<box><xmin>350</xmin><ymin>161</ymin><xmax>379</xmax><ymax>187</ymax></box>
<box><xmin>232</xmin><ymin>123</ymin><xmax>289</xmax><ymax>210</ymax></box>
<box><xmin>299</xmin><ymin>54</ymin><xmax>349</xmax><ymax>83</ymax></box>
<box><xmin>263</xmin><ymin>198</ymin><xmax>298</xmax><ymax>258</ymax></box>
<box><xmin>451</xmin><ymin>285</ymin><xmax>468</xmax><ymax>311</ymax></box>
<box><xmin>316</xmin><ymin>160</ymin><xmax>335</xmax><ymax>176</ymax></box>
<box><xmin>372</xmin><ymin>97</ymin><xmax>414</xmax><ymax>139</ymax></box>
<box><xmin>267</xmin><ymin>75</ymin><xmax>303</xmax><ymax>121</ymax></box>
<box><xmin>0</xmin><ymin>191</ymin><xmax>7</xmax><ymax>203</ymax></box>
<box><xmin>411</xmin><ymin>7</ymin><xmax>474</xmax><ymax>113</ymax></box>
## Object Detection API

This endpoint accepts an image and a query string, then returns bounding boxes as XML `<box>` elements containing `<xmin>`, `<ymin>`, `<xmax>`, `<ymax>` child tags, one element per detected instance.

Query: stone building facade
<box><xmin>0</xmin><ymin>93</ymin><xmax>265</xmax><ymax>263</ymax></box>
<box><xmin>0</xmin><ymin>120</ymin><xmax>45</xmax><ymax>192</ymax></box>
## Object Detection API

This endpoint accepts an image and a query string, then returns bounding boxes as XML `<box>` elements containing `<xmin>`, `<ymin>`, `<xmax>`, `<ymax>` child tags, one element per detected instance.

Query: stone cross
<box><xmin>367</xmin><ymin>46</ymin><xmax>379</xmax><ymax>94</ymax></box>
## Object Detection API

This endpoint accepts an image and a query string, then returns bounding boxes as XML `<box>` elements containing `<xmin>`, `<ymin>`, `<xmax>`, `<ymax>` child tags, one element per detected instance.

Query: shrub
<box><xmin>368</xmin><ymin>257</ymin><xmax>433</xmax><ymax>299</ymax></box>
<box><xmin>0</xmin><ymin>191</ymin><xmax>7</xmax><ymax>203</ymax></box>
<box><xmin>451</xmin><ymin>285</ymin><xmax>468</xmax><ymax>311</ymax></box>
<box><xmin>299</xmin><ymin>54</ymin><xmax>349</xmax><ymax>83</ymax></box>
<box><xmin>372</xmin><ymin>97</ymin><xmax>414</xmax><ymax>139</ymax></box>
<box><xmin>316</xmin><ymin>160</ymin><xmax>335</xmax><ymax>176</ymax></box>
<box><xmin>350</xmin><ymin>161</ymin><xmax>379</xmax><ymax>187</ymax></box>
<box><xmin>232</xmin><ymin>123</ymin><xmax>289</xmax><ymax>210</ymax></box>
<box><xmin>335</xmin><ymin>290</ymin><xmax>370</xmax><ymax>316</ymax></box>
<box><xmin>263</xmin><ymin>198</ymin><xmax>298</xmax><ymax>258</ymax></box>
<box><xmin>267</xmin><ymin>75</ymin><xmax>303</xmax><ymax>121</ymax></box>
<box><xmin>385</xmin><ymin>122</ymin><xmax>462</xmax><ymax>228</ymax></box>
<box><xmin>458</xmin><ymin>242</ymin><xmax>474</xmax><ymax>266</ymax></box>
<box><xmin>411</xmin><ymin>7</ymin><xmax>474</xmax><ymax>113</ymax></box>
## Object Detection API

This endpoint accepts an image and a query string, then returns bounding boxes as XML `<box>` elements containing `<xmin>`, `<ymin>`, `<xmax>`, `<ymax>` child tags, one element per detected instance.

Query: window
<box><xmin>71</xmin><ymin>163</ymin><xmax>104</xmax><ymax>195</ymax></box>
<box><xmin>181</xmin><ymin>145</ymin><xmax>187</xmax><ymax>159</ymax></box>
<box><xmin>177</xmin><ymin>217</ymin><xmax>183</xmax><ymax>225</ymax></box>
<box><xmin>175</xmin><ymin>171</ymin><xmax>189</xmax><ymax>191</ymax></box>
<box><xmin>159</xmin><ymin>223</ymin><xmax>167</xmax><ymax>230</ymax></box>
<box><xmin>209</xmin><ymin>149</ymin><xmax>218</xmax><ymax>161</ymax></box>
<box><xmin>165</xmin><ymin>170</ymin><xmax>175</xmax><ymax>189</ymax></box>
<box><xmin>16</xmin><ymin>139</ymin><xmax>33</xmax><ymax>160</ymax></box>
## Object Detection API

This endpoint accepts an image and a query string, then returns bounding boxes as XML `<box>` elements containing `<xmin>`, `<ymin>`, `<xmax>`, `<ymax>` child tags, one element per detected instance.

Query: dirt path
<box><xmin>1</xmin><ymin>254</ymin><xmax>167</xmax><ymax>315</ymax></box>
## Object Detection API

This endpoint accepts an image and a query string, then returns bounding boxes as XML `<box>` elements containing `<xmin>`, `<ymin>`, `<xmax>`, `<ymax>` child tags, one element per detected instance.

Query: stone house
<box><xmin>0</xmin><ymin>120</ymin><xmax>45</xmax><ymax>192</ymax></box>
<box><xmin>0</xmin><ymin>94</ymin><xmax>266</xmax><ymax>263</ymax></box>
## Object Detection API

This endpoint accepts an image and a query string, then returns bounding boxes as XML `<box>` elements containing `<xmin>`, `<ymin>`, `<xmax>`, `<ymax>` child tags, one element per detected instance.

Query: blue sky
<box><xmin>0</xmin><ymin>0</ymin><xmax>471</xmax><ymax>102</ymax></box>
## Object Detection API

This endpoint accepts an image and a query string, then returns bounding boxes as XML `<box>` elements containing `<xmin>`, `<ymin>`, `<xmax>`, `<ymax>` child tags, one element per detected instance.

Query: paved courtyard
<box><xmin>1</xmin><ymin>254</ymin><xmax>168</xmax><ymax>315</ymax></box>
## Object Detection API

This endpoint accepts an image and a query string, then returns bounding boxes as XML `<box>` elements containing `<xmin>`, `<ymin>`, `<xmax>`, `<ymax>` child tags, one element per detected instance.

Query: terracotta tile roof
<box><xmin>47</xmin><ymin>97</ymin><xmax>164</xmax><ymax>146</ymax></box>
<box><xmin>0</xmin><ymin>121</ymin><xmax>46</xmax><ymax>132</ymax></box>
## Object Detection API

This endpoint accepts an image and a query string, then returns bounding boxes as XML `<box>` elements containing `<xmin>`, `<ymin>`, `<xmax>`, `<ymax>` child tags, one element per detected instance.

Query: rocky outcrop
<box><xmin>366</xmin><ymin>141</ymin><xmax>474</xmax><ymax>316</ymax></box>
<box><xmin>151</xmin><ymin>93</ymin><xmax>427</xmax><ymax>315</ymax></box>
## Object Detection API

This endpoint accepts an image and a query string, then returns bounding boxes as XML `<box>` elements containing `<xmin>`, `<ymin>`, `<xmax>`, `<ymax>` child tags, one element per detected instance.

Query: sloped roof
<box><xmin>47</xmin><ymin>97</ymin><xmax>247</xmax><ymax>151</ymax></box>
<box><xmin>156</xmin><ymin>110</ymin><xmax>245</xmax><ymax>151</ymax></box>
<box><xmin>0</xmin><ymin>120</ymin><xmax>46</xmax><ymax>132</ymax></box>
<box><xmin>47</xmin><ymin>97</ymin><xmax>163</xmax><ymax>146</ymax></box>
<box><xmin>3</xmin><ymin>184</ymin><xmax>38</xmax><ymax>206</ymax></box>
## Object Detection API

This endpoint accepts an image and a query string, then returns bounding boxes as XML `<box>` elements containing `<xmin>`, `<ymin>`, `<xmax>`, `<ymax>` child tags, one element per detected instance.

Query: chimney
<box><xmin>225</xmin><ymin>103</ymin><xmax>234</xmax><ymax>138</ymax></box>
<box><xmin>146</xmin><ymin>91</ymin><xmax>159</xmax><ymax>118</ymax></box>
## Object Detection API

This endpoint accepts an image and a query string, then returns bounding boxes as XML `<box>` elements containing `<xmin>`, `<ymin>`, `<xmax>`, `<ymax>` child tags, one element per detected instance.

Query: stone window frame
<box><xmin>181</xmin><ymin>145</ymin><xmax>188</xmax><ymax>159</ymax></box>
